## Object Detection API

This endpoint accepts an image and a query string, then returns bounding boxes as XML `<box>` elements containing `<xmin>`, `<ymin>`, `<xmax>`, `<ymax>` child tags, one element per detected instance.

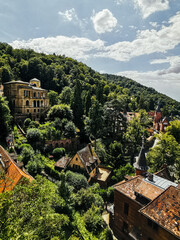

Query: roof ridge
<box><xmin>0</xmin><ymin>145</ymin><xmax>33</xmax><ymax>180</ymax></box>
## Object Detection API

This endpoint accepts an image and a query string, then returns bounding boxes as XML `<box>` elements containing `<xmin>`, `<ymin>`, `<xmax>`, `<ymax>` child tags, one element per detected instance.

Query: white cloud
<box><xmin>58</xmin><ymin>8</ymin><xmax>78</xmax><ymax>22</ymax></box>
<box><xmin>10</xmin><ymin>36</ymin><xmax>104</xmax><ymax>60</ymax></box>
<box><xmin>116</xmin><ymin>70</ymin><xmax>180</xmax><ymax>101</ymax></box>
<box><xmin>9</xmin><ymin>12</ymin><xmax>180</xmax><ymax>64</ymax></box>
<box><xmin>95</xmin><ymin>12</ymin><xmax>180</xmax><ymax>61</ymax></box>
<box><xmin>91</xmin><ymin>9</ymin><xmax>117</xmax><ymax>34</ymax></box>
<box><xmin>134</xmin><ymin>0</ymin><xmax>170</xmax><ymax>18</ymax></box>
<box><xmin>149</xmin><ymin>22</ymin><xmax>159</xmax><ymax>28</ymax></box>
<box><xmin>151</xmin><ymin>56</ymin><xmax>180</xmax><ymax>75</ymax></box>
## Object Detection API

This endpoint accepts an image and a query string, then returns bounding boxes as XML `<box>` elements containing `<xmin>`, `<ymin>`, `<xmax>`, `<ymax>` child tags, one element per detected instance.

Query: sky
<box><xmin>0</xmin><ymin>0</ymin><xmax>180</xmax><ymax>101</ymax></box>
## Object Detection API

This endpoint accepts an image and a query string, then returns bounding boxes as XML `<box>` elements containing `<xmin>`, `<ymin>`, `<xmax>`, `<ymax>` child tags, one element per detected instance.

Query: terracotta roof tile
<box><xmin>133</xmin><ymin>180</ymin><xmax>163</xmax><ymax>201</ymax></box>
<box><xmin>140</xmin><ymin>186</ymin><xmax>180</xmax><ymax>238</ymax></box>
<box><xmin>0</xmin><ymin>146</ymin><xmax>33</xmax><ymax>193</ymax></box>
<box><xmin>114</xmin><ymin>176</ymin><xmax>143</xmax><ymax>200</ymax></box>
<box><xmin>114</xmin><ymin>176</ymin><xmax>164</xmax><ymax>201</ymax></box>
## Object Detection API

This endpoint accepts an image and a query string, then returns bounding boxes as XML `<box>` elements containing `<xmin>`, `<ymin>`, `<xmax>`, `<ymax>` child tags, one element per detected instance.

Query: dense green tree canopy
<box><xmin>0</xmin><ymin>96</ymin><xmax>12</xmax><ymax>141</ymax></box>
<box><xmin>47</xmin><ymin>104</ymin><xmax>73</xmax><ymax>121</ymax></box>
<box><xmin>0</xmin><ymin>176</ymin><xmax>69</xmax><ymax>240</ymax></box>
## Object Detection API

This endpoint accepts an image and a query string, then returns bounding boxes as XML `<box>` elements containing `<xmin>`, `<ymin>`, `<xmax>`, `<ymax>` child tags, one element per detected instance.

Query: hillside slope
<box><xmin>0</xmin><ymin>42</ymin><xmax>179</xmax><ymax>114</ymax></box>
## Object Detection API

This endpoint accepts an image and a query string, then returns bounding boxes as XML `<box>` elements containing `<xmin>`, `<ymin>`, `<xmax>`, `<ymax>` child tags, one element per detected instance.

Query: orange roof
<box><xmin>0</xmin><ymin>146</ymin><xmax>33</xmax><ymax>193</ymax></box>
<box><xmin>140</xmin><ymin>186</ymin><xmax>180</xmax><ymax>238</ymax></box>
<box><xmin>133</xmin><ymin>180</ymin><xmax>163</xmax><ymax>201</ymax></box>
<box><xmin>114</xmin><ymin>176</ymin><xmax>163</xmax><ymax>201</ymax></box>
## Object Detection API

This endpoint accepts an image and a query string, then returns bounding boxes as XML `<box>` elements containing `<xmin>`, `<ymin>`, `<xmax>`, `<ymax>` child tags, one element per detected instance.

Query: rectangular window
<box><xmin>124</xmin><ymin>203</ymin><xmax>129</xmax><ymax>215</ymax></box>
<box><xmin>122</xmin><ymin>221</ymin><xmax>128</xmax><ymax>233</ymax></box>
<box><xmin>73</xmin><ymin>164</ymin><xmax>80</xmax><ymax>170</ymax></box>
<box><xmin>34</xmin><ymin>109</ymin><xmax>36</xmax><ymax>112</ymax></box>
<box><xmin>27</xmin><ymin>109</ymin><xmax>29</xmax><ymax>113</ymax></box>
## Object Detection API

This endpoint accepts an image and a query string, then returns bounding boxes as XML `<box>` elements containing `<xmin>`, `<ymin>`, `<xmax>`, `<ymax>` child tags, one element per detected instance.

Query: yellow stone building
<box><xmin>3</xmin><ymin>78</ymin><xmax>49</xmax><ymax>120</ymax></box>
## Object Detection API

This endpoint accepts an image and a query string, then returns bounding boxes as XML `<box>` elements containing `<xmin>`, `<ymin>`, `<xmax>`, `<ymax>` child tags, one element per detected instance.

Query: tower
<box><xmin>154</xmin><ymin>102</ymin><xmax>162</xmax><ymax>123</ymax></box>
<box><xmin>133</xmin><ymin>136</ymin><xmax>149</xmax><ymax>176</ymax></box>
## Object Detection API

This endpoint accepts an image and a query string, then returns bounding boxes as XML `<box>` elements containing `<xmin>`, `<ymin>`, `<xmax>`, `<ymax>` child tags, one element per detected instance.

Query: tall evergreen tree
<box><xmin>96</xmin><ymin>82</ymin><xmax>104</xmax><ymax>104</ymax></box>
<box><xmin>85</xmin><ymin>90</ymin><xmax>92</xmax><ymax>116</ymax></box>
<box><xmin>71</xmin><ymin>80</ymin><xmax>84</xmax><ymax>131</ymax></box>
<box><xmin>85</xmin><ymin>100</ymin><xmax>103</xmax><ymax>148</ymax></box>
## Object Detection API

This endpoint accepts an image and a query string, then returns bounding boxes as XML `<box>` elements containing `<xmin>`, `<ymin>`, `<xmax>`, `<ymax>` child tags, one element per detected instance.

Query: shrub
<box><xmin>26</xmin><ymin>158</ymin><xmax>44</xmax><ymax>177</ymax></box>
<box><xmin>24</xmin><ymin>118</ymin><xmax>31</xmax><ymax>128</ymax></box>
<box><xmin>63</xmin><ymin>121</ymin><xmax>76</xmax><ymax>138</ymax></box>
<box><xmin>65</xmin><ymin>171</ymin><xmax>88</xmax><ymax>191</ymax></box>
<box><xmin>83</xmin><ymin>204</ymin><xmax>106</xmax><ymax>235</ymax></box>
<box><xmin>52</xmin><ymin>148</ymin><xmax>65</xmax><ymax>159</ymax></box>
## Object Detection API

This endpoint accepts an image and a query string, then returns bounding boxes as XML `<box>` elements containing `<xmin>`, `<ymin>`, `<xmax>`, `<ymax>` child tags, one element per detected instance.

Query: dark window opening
<box><xmin>73</xmin><ymin>164</ymin><xmax>80</xmax><ymax>170</ymax></box>
<box><xmin>33</xmin><ymin>100</ymin><xmax>36</xmax><ymax>107</ymax></box>
<box><xmin>124</xmin><ymin>203</ymin><xmax>129</xmax><ymax>216</ymax></box>
<box><xmin>122</xmin><ymin>221</ymin><xmax>128</xmax><ymax>234</ymax></box>
<box><xmin>34</xmin><ymin>109</ymin><xmax>36</xmax><ymax>112</ymax></box>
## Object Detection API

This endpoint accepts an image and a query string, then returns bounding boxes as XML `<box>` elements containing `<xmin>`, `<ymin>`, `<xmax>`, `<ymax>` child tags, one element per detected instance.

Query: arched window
<box><xmin>33</xmin><ymin>100</ymin><xmax>36</xmax><ymax>107</ymax></box>
<box><xmin>41</xmin><ymin>101</ymin><xmax>43</xmax><ymax>107</ymax></box>
<box><xmin>26</xmin><ymin>100</ymin><xmax>29</xmax><ymax>106</ymax></box>
<box><xmin>34</xmin><ymin>92</ymin><xmax>36</xmax><ymax>98</ymax></box>
<box><xmin>37</xmin><ymin>100</ymin><xmax>40</xmax><ymax>107</ymax></box>
<box><xmin>37</xmin><ymin>92</ymin><xmax>39</xmax><ymax>98</ymax></box>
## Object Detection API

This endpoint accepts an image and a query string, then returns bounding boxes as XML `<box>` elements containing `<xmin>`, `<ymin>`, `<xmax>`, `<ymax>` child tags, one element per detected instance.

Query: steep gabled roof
<box><xmin>133</xmin><ymin>139</ymin><xmax>148</xmax><ymax>171</ymax></box>
<box><xmin>0</xmin><ymin>146</ymin><xmax>33</xmax><ymax>193</ymax></box>
<box><xmin>140</xmin><ymin>186</ymin><xmax>180</xmax><ymax>238</ymax></box>
<box><xmin>77</xmin><ymin>144</ymin><xmax>99</xmax><ymax>167</ymax></box>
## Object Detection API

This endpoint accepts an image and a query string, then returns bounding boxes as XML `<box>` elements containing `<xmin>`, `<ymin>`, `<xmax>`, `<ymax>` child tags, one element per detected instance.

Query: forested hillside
<box><xmin>0</xmin><ymin>42</ymin><xmax>180</xmax><ymax>115</ymax></box>
<box><xmin>0</xmin><ymin>42</ymin><xmax>180</xmax><ymax>239</ymax></box>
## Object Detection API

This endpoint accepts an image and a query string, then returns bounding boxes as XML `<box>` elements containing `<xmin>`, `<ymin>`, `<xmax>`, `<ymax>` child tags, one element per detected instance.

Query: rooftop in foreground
<box><xmin>140</xmin><ymin>186</ymin><xmax>180</xmax><ymax>238</ymax></box>
<box><xmin>114</xmin><ymin>176</ymin><xmax>164</xmax><ymax>202</ymax></box>
<box><xmin>0</xmin><ymin>146</ymin><xmax>33</xmax><ymax>193</ymax></box>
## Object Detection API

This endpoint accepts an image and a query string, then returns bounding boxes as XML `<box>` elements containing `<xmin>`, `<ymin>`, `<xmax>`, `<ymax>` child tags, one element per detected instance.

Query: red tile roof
<box><xmin>133</xmin><ymin>180</ymin><xmax>163</xmax><ymax>201</ymax></box>
<box><xmin>114</xmin><ymin>176</ymin><xmax>164</xmax><ymax>201</ymax></box>
<box><xmin>140</xmin><ymin>186</ymin><xmax>180</xmax><ymax>238</ymax></box>
<box><xmin>0</xmin><ymin>146</ymin><xmax>33</xmax><ymax>193</ymax></box>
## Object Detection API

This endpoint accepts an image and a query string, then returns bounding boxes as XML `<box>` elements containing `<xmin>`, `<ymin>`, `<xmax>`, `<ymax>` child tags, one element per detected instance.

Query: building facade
<box><xmin>152</xmin><ymin>103</ymin><xmax>171</xmax><ymax>132</ymax></box>
<box><xmin>3</xmin><ymin>78</ymin><xmax>49</xmax><ymax>120</ymax></box>
<box><xmin>110</xmin><ymin>140</ymin><xmax>179</xmax><ymax>240</ymax></box>
<box><xmin>54</xmin><ymin>144</ymin><xmax>112</xmax><ymax>186</ymax></box>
